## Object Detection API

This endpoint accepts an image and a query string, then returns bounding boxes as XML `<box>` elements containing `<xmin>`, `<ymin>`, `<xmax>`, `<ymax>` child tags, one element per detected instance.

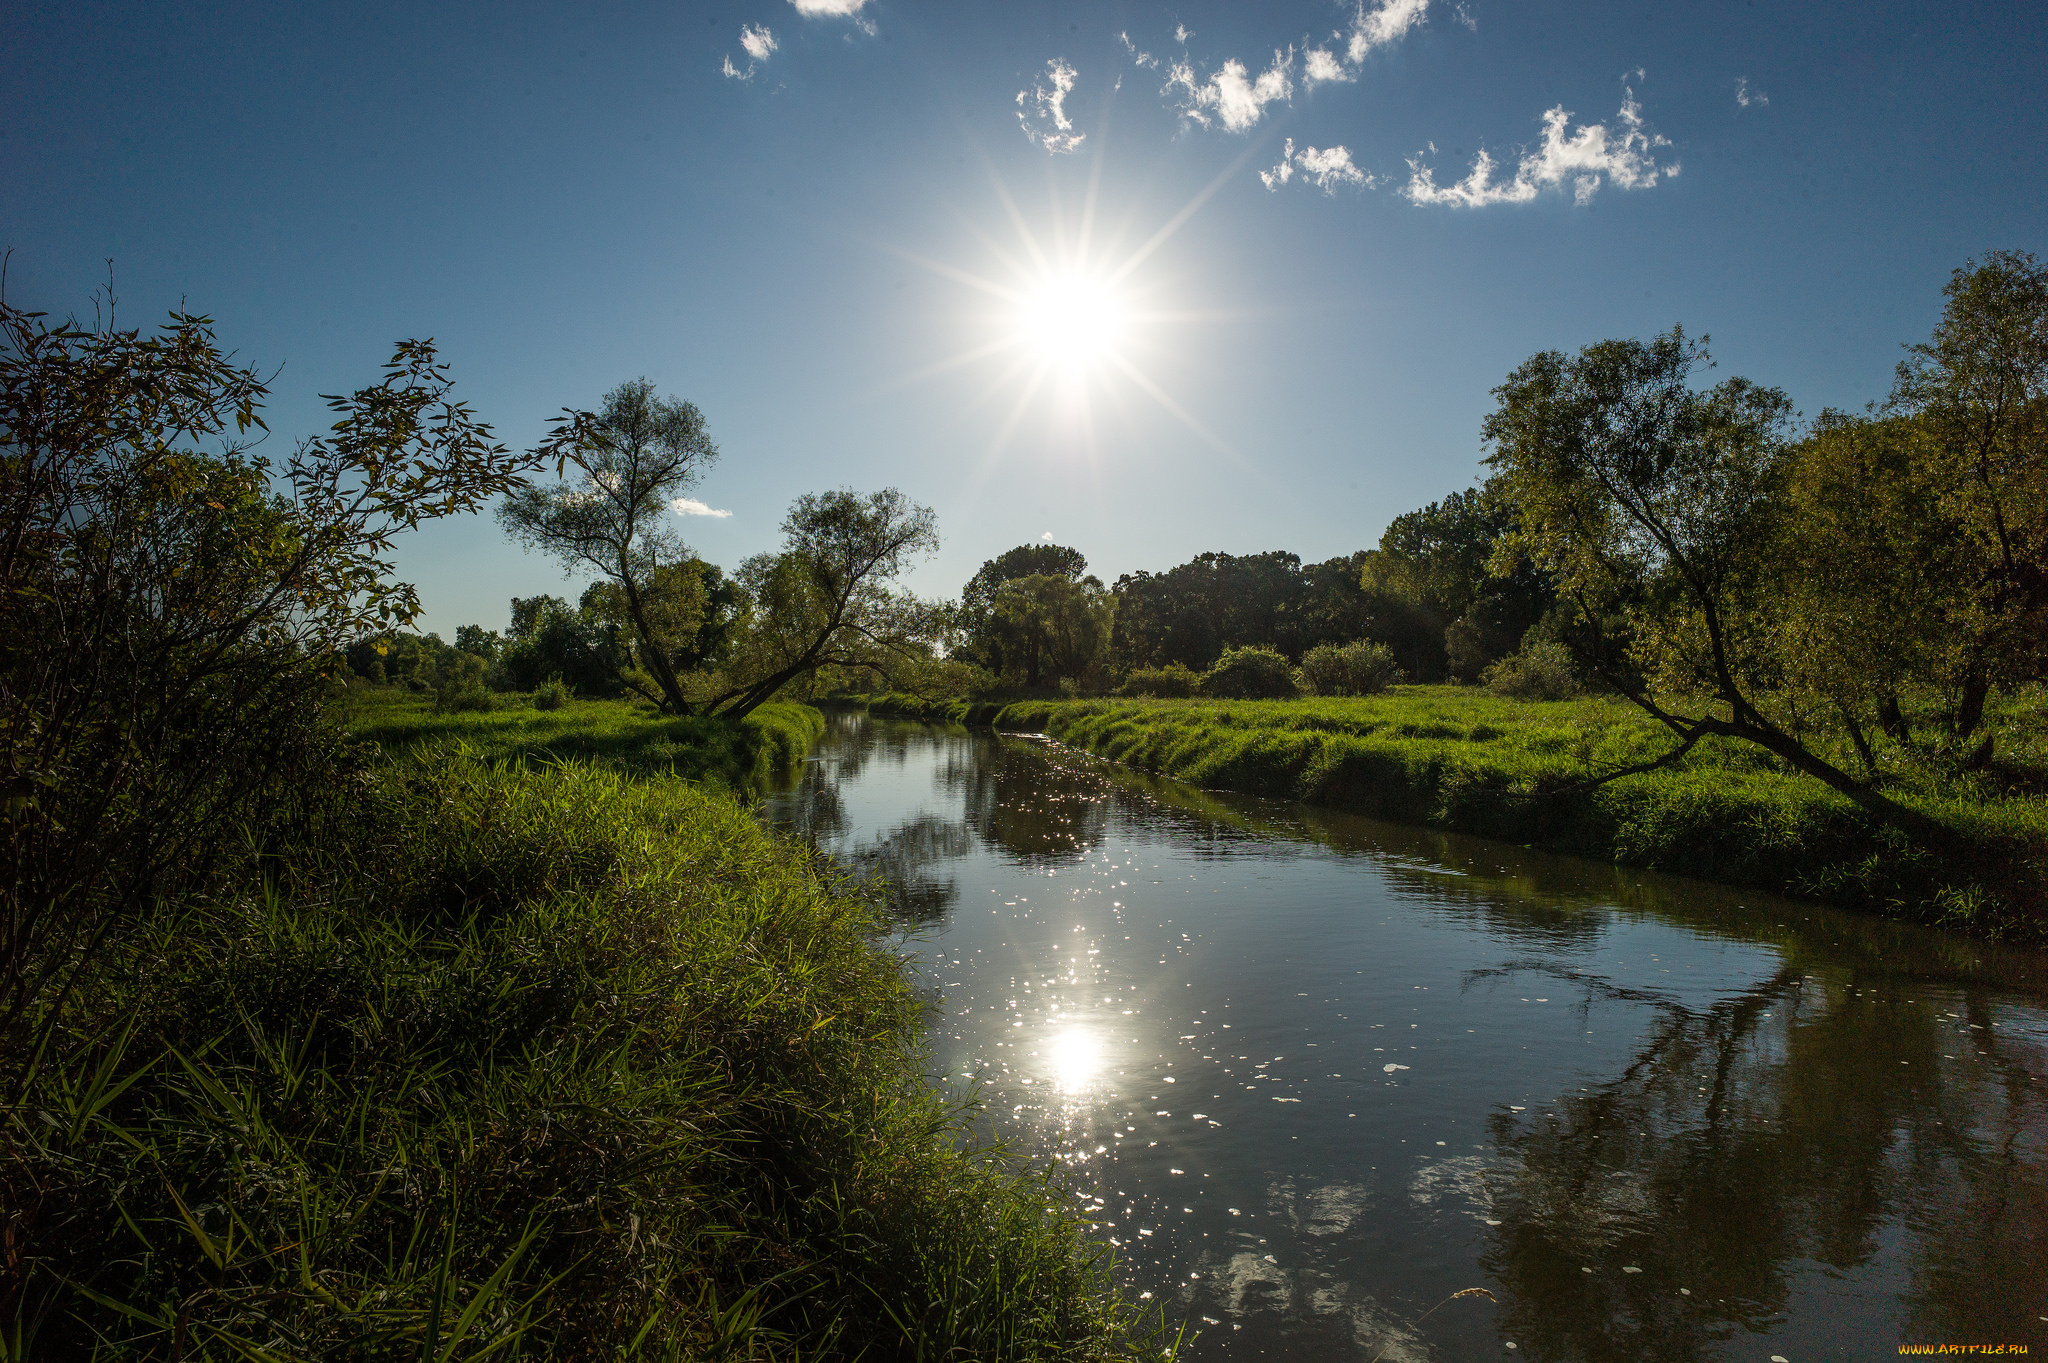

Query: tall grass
<box><xmin>345</xmin><ymin>691</ymin><xmax>826</xmax><ymax>787</ymax></box>
<box><xmin>1</xmin><ymin>753</ymin><xmax>1172</xmax><ymax>1359</ymax></box>
<box><xmin>990</xmin><ymin>690</ymin><xmax>2048</xmax><ymax>941</ymax></box>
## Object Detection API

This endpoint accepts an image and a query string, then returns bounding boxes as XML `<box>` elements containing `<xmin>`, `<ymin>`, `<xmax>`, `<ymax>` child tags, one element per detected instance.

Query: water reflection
<box><xmin>764</xmin><ymin>714</ymin><xmax>2048</xmax><ymax>1360</ymax></box>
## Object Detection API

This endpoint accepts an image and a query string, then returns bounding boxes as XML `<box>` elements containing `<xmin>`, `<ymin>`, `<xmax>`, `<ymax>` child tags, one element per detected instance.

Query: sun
<box><xmin>1015</xmin><ymin>270</ymin><xmax>1126</xmax><ymax>372</ymax></box>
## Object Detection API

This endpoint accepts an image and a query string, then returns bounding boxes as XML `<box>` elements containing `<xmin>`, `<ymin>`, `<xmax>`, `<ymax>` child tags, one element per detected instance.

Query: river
<box><xmin>762</xmin><ymin>713</ymin><xmax>2048</xmax><ymax>1361</ymax></box>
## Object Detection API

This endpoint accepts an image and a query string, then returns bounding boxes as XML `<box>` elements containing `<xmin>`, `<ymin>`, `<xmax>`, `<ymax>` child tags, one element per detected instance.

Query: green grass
<box><xmin>987</xmin><ymin>689</ymin><xmax>2048</xmax><ymax>942</ymax></box>
<box><xmin>2</xmin><ymin>713</ymin><xmax>1174</xmax><ymax>1360</ymax></box>
<box><xmin>343</xmin><ymin>689</ymin><xmax>826</xmax><ymax>788</ymax></box>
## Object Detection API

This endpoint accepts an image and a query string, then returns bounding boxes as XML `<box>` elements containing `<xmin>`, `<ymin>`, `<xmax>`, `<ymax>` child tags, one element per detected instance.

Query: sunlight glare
<box><xmin>1017</xmin><ymin>271</ymin><xmax>1125</xmax><ymax>372</ymax></box>
<box><xmin>1048</xmin><ymin>1026</ymin><xmax>1103</xmax><ymax>1095</ymax></box>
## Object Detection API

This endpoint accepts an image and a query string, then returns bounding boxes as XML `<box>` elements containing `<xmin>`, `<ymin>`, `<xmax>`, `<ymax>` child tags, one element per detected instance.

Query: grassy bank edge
<box><xmin>855</xmin><ymin>691</ymin><xmax>2045</xmax><ymax>942</ymax></box>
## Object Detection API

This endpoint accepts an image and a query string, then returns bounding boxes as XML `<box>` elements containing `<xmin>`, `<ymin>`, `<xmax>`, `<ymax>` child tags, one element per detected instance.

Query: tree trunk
<box><xmin>618</xmin><ymin>558</ymin><xmax>692</xmax><ymax>714</ymax></box>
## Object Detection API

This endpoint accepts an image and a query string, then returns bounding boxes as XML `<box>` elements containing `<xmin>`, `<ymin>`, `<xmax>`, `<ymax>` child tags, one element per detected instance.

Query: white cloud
<box><xmin>721</xmin><ymin>55</ymin><xmax>751</xmax><ymax>81</ymax></box>
<box><xmin>788</xmin><ymin>0</ymin><xmax>867</xmax><ymax>14</ymax></box>
<box><xmin>1453</xmin><ymin>2</ymin><xmax>1477</xmax><ymax>31</ymax></box>
<box><xmin>1018</xmin><ymin>58</ymin><xmax>1085</xmax><ymax>154</ymax></box>
<box><xmin>1346</xmin><ymin>0</ymin><xmax>1430</xmax><ymax>62</ymax></box>
<box><xmin>1165</xmin><ymin>48</ymin><xmax>1294</xmax><ymax>132</ymax></box>
<box><xmin>1735</xmin><ymin>77</ymin><xmax>1768</xmax><ymax>108</ymax></box>
<box><xmin>1404</xmin><ymin>86</ymin><xmax>1677</xmax><ymax>207</ymax></box>
<box><xmin>1119</xmin><ymin>31</ymin><xmax>1157</xmax><ymax>69</ymax></box>
<box><xmin>1041</xmin><ymin>531</ymin><xmax>1055</xmax><ymax>541</ymax></box>
<box><xmin>1262</xmin><ymin>138</ymin><xmax>1371</xmax><ymax>192</ymax></box>
<box><xmin>740</xmin><ymin>24</ymin><xmax>776</xmax><ymax>61</ymax></box>
<box><xmin>674</xmin><ymin>498</ymin><xmax>733</xmax><ymax>518</ymax></box>
<box><xmin>1302</xmin><ymin>47</ymin><xmax>1350</xmax><ymax>87</ymax></box>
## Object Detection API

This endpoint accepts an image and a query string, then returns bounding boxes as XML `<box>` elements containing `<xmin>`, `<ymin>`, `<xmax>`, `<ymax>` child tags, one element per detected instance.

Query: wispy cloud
<box><xmin>1262</xmin><ymin>139</ymin><xmax>1372</xmax><ymax>192</ymax></box>
<box><xmin>1404</xmin><ymin>85</ymin><xmax>1677</xmax><ymax>207</ymax></box>
<box><xmin>673</xmin><ymin>498</ymin><xmax>733</xmax><ymax>518</ymax></box>
<box><xmin>1735</xmin><ymin>77</ymin><xmax>1768</xmax><ymax>108</ymax></box>
<box><xmin>1452</xmin><ymin>2</ymin><xmax>1477</xmax><ymax>31</ymax></box>
<box><xmin>1345</xmin><ymin>0</ymin><xmax>1430</xmax><ymax>61</ymax></box>
<box><xmin>723</xmin><ymin>23</ymin><xmax>776</xmax><ymax>80</ymax></box>
<box><xmin>1018</xmin><ymin>58</ymin><xmax>1086</xmax><ymax>154</ymax></box>
<box><xmin>1165</xmin><ymin>48</ymin><xmax>1295</xmax><ymax>132</ymax></box>
<box><xmin>1119</xmin><ymin>32</ymin><xmax>1157</xmax><ymax>70</ymax></box>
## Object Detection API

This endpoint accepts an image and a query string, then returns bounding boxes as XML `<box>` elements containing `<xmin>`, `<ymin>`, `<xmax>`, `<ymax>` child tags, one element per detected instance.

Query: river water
<box><xmin>762</xmin><ymin>713</ymin><xmax>2048</xmax><ymax>1362</ymax></box>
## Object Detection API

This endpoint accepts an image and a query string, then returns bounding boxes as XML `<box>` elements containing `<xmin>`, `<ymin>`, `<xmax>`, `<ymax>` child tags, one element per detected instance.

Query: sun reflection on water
<box><xmin>1048</xmin><ymin>1026</ymin><xmax>1103</xmax><ymax>1095</ymax></box>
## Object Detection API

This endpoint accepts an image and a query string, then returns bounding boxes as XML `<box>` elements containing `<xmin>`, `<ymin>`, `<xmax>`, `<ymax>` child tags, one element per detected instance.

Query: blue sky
<box><xmin>7</xmin><ymin>0</ymin><xmax>2043</xmax><ymax>636</ymax></box>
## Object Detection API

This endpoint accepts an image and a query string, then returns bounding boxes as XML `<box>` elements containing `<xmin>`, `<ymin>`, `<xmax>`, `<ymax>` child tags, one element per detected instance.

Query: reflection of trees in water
<box><xmin>940</xmin><ymin>736</ymin><xmax>1115</xmax><ymax>865</ymax></box>
<box><xmin>842</xmin><ymin>814</ymin><xmax>970</xmax><ymax>925</ymax></box>
<box><xmin>1471</xmin><ymin>960</ymin><xmax>2048</xmax><ymax>1359</ymax></box>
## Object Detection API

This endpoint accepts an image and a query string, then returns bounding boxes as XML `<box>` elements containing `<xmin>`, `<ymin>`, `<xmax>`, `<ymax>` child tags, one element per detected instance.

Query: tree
<box><xmin>1482</xmin><ymin>326</ymin><xmax>1936</xmax><ymax>835</ymax></box>
<box><xmin>0</xmin><ymin>293</ymin><xmax>530</xmax><ymax>1035</ymax></box>
<box><xmin>990</xmin><ymin>573</ymin><xmax>1114</xmax><ymax>689</ymax></box>
<box><xmin>498</xmin><ymin>379</ymin><xmax>718</xmax><ymax>713</ymax></box>
<box><xmin>956</xmin><ymin>543</ymin><xmax>1088</xmax><ymax>674</ymax></box>
<box><xmin>710</xmin><ymin>488</ymin><xmax>942</xmax><ymax>719</ymax></box>
<box><xmin>1886</xmin><ymin>250</ymin><xmax>2048</xmax><ymax>740</ymax></box>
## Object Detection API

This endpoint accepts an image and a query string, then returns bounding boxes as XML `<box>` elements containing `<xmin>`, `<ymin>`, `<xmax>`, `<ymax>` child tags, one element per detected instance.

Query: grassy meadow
<box><xmin>3</xmin><ymin>700</ymin><xmax>1173</xmax><ymax>1360</ymax></box>
<box><xmin>343</xmin><ymin>688</ymin><xmax>826</xmax><ymax>786</ymax></box>
<box><xmin>961</xmin><ymin>687</ymin><xmax>2048</xmax><ymax>942</ymax></box>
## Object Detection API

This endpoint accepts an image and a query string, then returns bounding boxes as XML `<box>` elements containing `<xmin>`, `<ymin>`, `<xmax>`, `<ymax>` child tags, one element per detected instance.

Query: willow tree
<box><xmin>1482</xmin><ymin>326</ymin><xmax>1936</xmax><ymax>836</ymax></box>
<box><xmin>498</xmin><ymin>379</ymin><xmax>718</xmax><ymax>714</ymax></box>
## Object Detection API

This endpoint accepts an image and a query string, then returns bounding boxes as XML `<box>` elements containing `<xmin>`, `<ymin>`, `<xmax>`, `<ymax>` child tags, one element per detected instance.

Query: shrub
<box><xmin>1118</xmin><ymin>664</ymin><xmax>1201</xmax><ymax>698</ymax></box>
<box><xmin>1300</xmin><ymin>640</ymin><xmax>1404</xmax><ymax>696</ymax></box>
<box><xmin>533</xmin><ymin>676</ymin><xmax>572</xmax><ymax>710</ymax></box>
<box><xmin>1202</xmin><ymin>646</ymin><xmax>1299</xmax><ymax>699</ymax></box>
<box><xmin>434</xmin><ymin>679</ymin><xmax>496</xmax><ymax>713</ymax></box>
<box><xmin>1485</xmin><ymin>641</ymin><xmax>1580</xmax><ymax>700</ymax></box>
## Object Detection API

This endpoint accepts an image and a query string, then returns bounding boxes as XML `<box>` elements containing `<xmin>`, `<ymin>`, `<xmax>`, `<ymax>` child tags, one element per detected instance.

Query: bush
<box><xmin>532</xmin><ymin>676</ymin><xmax>572</xmax><ymax>710</ymax></box>
<box><xmin>1202</xmin><ymin>646</ymin><xmax>1299</xmax><ymax>699</ymax></box>
<box><xmin>1118</xmin><ymin>664</ymin><xmax>1201</xmax><ymax>698</ymax></box>
<box><xmin>1300</xmin><ymin>639</ymin><xmax>1404</xmax><ymax>696</ymax></box>
<box><xmin>1485</xmin><ymin>641</ymin><xmax>1581</xmax><ymax>700</ymax></box>
<box><xmin>434</xmin><ymin>679</ymin><xmax>496</xmax><ymax>713</ymax></box>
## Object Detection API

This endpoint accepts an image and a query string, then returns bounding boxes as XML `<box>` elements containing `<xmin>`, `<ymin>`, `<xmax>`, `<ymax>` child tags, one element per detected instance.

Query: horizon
<box><xmin>7</xmin><ymin>0</ymin><xmax>2043</xmax><ymax>637</ymax></box>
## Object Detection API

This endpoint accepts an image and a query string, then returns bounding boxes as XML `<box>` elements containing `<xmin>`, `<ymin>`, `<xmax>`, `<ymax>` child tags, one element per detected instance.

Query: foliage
<box><xmin>991</xmin><ymin>692</ymin><xmax>2048</xmax><ymax>940</ymax></box>
<box><xmin>1</xmin><ymin>752</ymin><xmax>1171</xmax><ymax>1359</ymax></box>
<box><xmin>531</xmin><ymin>676</ymin><xmax>571</xmax><ymax>710</ymax></box>
<box><xmin>0</xmin><ymin>292</ymin><xmax>530</xmax><ymax>1038</ymax></box>
<box><xmin>956</xmin><ymin>542</ymin><xmax>1089</xmax><ymax>674</ymax></box>
<box><xmin>1481</xmin><ymin>324</ymin><xmax>1950</xmax><ymax>835</ymax></box>
<box><xmin>1360</xmin><ymin>482</ymin><xmax>1555</xmax><ymax>683</ymax></box>
<box><xmin>499</xmin><ymin>379</ymin><xmax>720</xmax><ymax>713</ymax></box>
<box><xmin>1484</xmin><ymin>640</ymin><xmax>1580</xmax><ymax>700</ymax></box>
<box><xmin>1201</xmin><ymin>646</ymin><xmax>1299</xmax><ymax>699</ymax></box>
<box><xmin>1117</xmin><ymin>664</ymin><xmax>1202</xmax><ymax>698</ymax></box>
<box><xmin>710</xmin><ymin>488</ymin><xmax>944</xmax><ymax>720</ymax></box>
<box><xmin>1299</xmin><ymin>639</ymin><xmax>1403</xmax><ymax>696</ymax></box>
<box><xmin>990</xmin><ymin>572</ymin><xmax>1115</xmax><ymax>690</ymax></box>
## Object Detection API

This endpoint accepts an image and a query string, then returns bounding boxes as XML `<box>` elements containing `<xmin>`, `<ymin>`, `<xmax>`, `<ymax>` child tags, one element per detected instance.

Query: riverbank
<box><xmin>3</xmin><ymin>705</ymin><xmax>1170</xmax><ymax>1359</ymax></box>
<box><xmin>980</xmin><ymin>692</ymin><xmax>2048</xmax><ymax>943</ymax></box>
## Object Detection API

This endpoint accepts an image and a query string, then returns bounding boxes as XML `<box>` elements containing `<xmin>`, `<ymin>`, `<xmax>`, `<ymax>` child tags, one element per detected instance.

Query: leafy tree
<box><xmin>498</xmin><ymin>379</ymin><xmax>719</xmax><ymax>713</ymax></box>
<box><xmin>1299</xmin><ymin>639</ymin><xmax>1403</xmax><ymax>696</ymax></box>
<box><xmin>711</xmin><ymin>489</ymin><xmax>942</xmax><ymax>718</ymax></box>
<box><xmin>957</xmin><ymin>543</ymin><xmax>1088</xmax><ymax>674</ymax></box>
<box><xmin>1202</xmin><ymin>645</ymin><xmax>1299</xmax><ymax>699</ymax></box>
<box><xmin>1483</xmin><ymin>326</ymin><xmax>1935</xmax><ymax>834</ymax></box>
<box><xmin>1109</xmin><ymin>551</ymin><xmax>1307</xmax><ymax>671</ymax></box>
<box><xmin>0</xmin><ymin>294</ymin><xmax>529</xmax><ymax>1034</ymax></box>
<box><xmin>494</xmin><ymin>593</ymin><xmax>622</xmax><ymax>696</ymax></box>
<box><xmin>990</xmin><ymin>573</ymin><xmax>1114</xmax><ymax>689</ymax></box>
<box><xmin>1359</xmin><ymin>483</ymin><xmax>1552</xmax><ymax>682</ymax></box>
